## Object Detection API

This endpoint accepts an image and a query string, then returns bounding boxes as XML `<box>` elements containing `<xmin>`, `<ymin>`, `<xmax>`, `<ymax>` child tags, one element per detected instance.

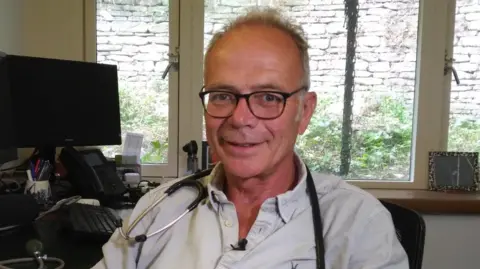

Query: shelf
<box><xmin>367</xmin><ymin>189</ymin><xmax>480</xmax><ymax>214</ymax></box>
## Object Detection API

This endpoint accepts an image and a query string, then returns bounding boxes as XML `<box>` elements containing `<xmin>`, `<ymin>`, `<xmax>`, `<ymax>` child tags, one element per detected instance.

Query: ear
<box><xmin>297</xmin><ymin>91</ymin><xmax>317</xmax><ymax>135</ymax></box>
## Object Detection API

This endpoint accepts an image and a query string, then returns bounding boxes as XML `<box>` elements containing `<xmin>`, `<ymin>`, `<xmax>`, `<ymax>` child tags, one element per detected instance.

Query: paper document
<box><xmin>123</xmin><ymin>132</ymin><xmax>144</xmax><ymax>163</ymax></box>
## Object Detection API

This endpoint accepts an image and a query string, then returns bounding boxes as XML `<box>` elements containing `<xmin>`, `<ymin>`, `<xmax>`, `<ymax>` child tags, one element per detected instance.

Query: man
<box><xmin>93</xmin><ymin>7</ymin><xmax>408</xmax><ymax>269</ymax></box>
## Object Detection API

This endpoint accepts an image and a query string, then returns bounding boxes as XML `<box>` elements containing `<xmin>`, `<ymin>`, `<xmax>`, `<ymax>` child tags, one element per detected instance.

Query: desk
<box><xmin>0</xmin><ymin>211</ymin><xmax>105</xmax><ymax>269</ymax></box>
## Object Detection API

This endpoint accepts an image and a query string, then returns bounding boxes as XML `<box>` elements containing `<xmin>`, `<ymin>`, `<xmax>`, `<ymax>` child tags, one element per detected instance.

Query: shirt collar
<box><xmin>205</xmin><ymin>153</ymin><xmax>310</xmax><ymax>223</ymax></box>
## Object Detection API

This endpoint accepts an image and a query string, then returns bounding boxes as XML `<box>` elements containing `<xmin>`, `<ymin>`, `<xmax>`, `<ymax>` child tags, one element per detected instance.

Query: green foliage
<box><xmin>448</xmin><ymin>119</ymin><xmax>480</xmax><ymax>153</ymax></box>
<box><xmin>112</xmin><ymin>87</ymin><xmax>480</xmax><ymax>180</ymax></box>
<box><xmin>295</xmin><ymin>98</ymin><xmax>343</xmax><ymax>173</ymax></box>
<box><xmin>349</xmin><ymin>96</ymin><xmax>413</xmax><ymax>179</ymax></box>
<box><xmin>298</xmin><ymin>96</ymin><xmax>480</xmax><ymax>180</ymax></box>
<box><xmin>141</xmin><ymin>139</ymin><xmax>168</xmax><ymax>163</ymax></box>
<box><xmin>102</xmin><ymin>87</ymin><xmax>169</xmax><ymax>163</ymax></box>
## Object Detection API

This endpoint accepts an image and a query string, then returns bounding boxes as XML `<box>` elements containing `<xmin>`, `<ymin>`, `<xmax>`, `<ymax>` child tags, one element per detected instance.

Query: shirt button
<box><xmin>224</xmin><ymin>219</ymin><xmax>233</xmax><ymax>227</ymax></box>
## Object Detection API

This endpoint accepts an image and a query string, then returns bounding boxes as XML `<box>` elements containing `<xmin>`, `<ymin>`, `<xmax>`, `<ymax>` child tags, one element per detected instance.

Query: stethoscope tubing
<box><xmin>117</xmin><ymin>167</ymin><xmax>325</xmax><ymax>269</ymax></box>
<box><xmin>118</xmin><ymin>169</ymin><xmax>211</xmax><ymax>242</ymax></box>
<box><xmin>305</xmin><ymin>167</ymin><xmax>326</xmax><ymax>269</ymax></box>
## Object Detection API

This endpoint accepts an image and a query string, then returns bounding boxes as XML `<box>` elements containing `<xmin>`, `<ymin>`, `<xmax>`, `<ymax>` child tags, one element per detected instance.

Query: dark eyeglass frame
<box><xmin>198</xmin><ymin>86</ymin><xmax>307</xmax><ymax>120</ymax></box>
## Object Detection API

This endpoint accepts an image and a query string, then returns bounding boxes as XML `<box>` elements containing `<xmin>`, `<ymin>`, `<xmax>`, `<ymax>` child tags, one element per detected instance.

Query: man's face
<box><xmin>204</xmin><ymin>24</ymin><xmax>316</xmax><ymax>179</ymax></box>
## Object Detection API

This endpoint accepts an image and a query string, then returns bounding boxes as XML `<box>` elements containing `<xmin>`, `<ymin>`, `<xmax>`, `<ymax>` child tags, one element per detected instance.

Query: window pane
<box><xmin>96</xmin><ymin>0</ymin><xmax>170</xmax><ymax>164</ymax></box>
<box><xmin>204</xmin><ymin>0</ymin><xmax>419</xmax><ymax>180</ymax></box>
<box><xmin>448</xmin><ymin>0</ymin><xmax>480</xmax><ymax>153</ymax></box>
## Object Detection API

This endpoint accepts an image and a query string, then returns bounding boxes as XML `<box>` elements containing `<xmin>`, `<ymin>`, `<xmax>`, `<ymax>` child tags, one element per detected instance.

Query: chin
<box><xmin>221</xmin><ymin>157</ymin><xmax>268</xmax><ymax>179</ymax></box>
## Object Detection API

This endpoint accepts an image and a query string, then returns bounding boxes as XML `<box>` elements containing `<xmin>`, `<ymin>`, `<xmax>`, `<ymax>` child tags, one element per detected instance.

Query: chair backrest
<box><xmin>380</xmin><ymin>200</ymin><xmax>426</xmax><ymax>269</ymax></box>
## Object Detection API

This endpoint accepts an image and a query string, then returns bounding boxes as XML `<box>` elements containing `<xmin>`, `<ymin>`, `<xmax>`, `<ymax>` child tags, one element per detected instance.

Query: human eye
<box><xmin>253</xmin><ymin>92</ymin><xmax>284</xmax><ymax>105</ymax></box>
<box><xmin>208</xmin><ymin>92</ymin><xmax>235</xmax><ymax>103</ymax></box>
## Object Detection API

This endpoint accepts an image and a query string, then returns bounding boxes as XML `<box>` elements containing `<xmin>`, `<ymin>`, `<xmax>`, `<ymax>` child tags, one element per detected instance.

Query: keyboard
<box><xmin>66</xmin><ymin>203</ymin><xmax>121</xmax><ymax>242</ymax></box>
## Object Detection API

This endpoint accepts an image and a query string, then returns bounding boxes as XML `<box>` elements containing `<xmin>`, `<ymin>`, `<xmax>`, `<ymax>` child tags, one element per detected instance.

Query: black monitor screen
<box><xmin>5</xmin><ymin>55</ymin><xmax>122</xmax><ymax>147</ymax></box>
<box><xmin>0</xmin><ymin>54</ymin><xmax>15</xmax><ymax>150</ymax></box>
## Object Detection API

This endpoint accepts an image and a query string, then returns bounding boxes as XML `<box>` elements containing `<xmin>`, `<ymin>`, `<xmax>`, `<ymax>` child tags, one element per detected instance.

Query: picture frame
<box><xmin>428</xmin><ymin>151</ymin><xmax>479</xmax><ymax>192</ymax></box>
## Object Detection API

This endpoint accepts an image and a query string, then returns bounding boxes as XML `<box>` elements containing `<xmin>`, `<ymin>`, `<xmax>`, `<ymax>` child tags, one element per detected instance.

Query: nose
<box><xmin>228</xmin><ymin>97</ymin><xmax>257</xmax><ymax>127</ymax></box>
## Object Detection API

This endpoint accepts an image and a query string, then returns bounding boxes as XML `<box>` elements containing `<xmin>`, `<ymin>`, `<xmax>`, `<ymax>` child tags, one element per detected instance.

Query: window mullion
<box><xmin>411</xmin><ymin>0</ymin><xmax>451</xmax><ymax>188</ymax></box>
<box><xmin>177</xmin><ymin>0</ymin><xmax>205</xmax><ymax>176</ymax></box>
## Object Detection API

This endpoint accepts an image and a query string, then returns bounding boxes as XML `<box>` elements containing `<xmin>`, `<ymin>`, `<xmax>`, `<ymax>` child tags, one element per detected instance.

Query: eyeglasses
<box><xmin>199</xmin><ymin>87</ymin><xmax>306</xmax><ymax>120</ymax></box>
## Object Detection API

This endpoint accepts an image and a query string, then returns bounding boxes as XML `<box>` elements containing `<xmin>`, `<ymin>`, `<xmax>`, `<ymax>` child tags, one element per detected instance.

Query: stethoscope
<box><xmin>117</xmin><ymin>166</ymin><xmax>325</xmax><ymax>269</ymax></box>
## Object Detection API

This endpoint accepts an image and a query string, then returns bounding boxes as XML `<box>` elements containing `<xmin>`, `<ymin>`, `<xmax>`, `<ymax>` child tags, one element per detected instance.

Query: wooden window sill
<box><xmin>366</xmin><ymin>189</ymin><xmax>480</xmax><ymax>214</ymax></box>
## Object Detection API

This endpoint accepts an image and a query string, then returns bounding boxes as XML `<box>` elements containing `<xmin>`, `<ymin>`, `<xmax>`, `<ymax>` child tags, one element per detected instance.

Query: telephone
<box><xmin>59</xmin><ymin>147</ymin><xmax>127</xmax><ymax>206</ymax></box>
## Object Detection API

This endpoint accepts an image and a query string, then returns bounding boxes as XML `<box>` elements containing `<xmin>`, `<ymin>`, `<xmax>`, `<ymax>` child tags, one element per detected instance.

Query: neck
<box><xmin>224</xmin><ymin>153</ymin><xmax>298</xmax><ymax>207</ymax></box>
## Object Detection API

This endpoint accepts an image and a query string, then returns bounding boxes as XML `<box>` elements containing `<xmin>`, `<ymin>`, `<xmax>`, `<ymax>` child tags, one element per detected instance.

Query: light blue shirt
<box><xmin>92</xmin><ymin>156</ymin><xmax>408</xmax><ymax>268</ymax></box>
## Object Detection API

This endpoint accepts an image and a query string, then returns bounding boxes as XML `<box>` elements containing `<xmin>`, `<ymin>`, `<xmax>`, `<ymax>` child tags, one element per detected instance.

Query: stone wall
<box><xmin>97</xmin><ymin>0</ymin><xmax>480</xmax><ymax>119</ymax></box>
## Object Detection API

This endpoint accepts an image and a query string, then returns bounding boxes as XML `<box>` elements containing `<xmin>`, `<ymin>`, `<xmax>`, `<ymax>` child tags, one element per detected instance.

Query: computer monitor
<box><xmin>0</xmin><ymin>54</ymin><xmax>122</xmax><ymax>163</ymax></box>
<box><xmin>0</xmin><ymin>53</ymin><xmax>15</xmax><ymax>150</ymax></box>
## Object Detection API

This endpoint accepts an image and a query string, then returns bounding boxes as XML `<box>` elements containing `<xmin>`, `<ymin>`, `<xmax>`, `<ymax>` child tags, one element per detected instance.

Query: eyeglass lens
<box><xmin>203</xmin><ymin>91</ymin><xmax>286</xmax><ymax>119</ymax></box>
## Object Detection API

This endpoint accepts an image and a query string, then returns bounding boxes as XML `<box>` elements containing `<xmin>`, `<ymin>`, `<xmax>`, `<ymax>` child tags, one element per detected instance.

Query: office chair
<box><xmin>381</xmin><ymin>200</ymin><xmax>426</xmax><ymax>269</ymax></box>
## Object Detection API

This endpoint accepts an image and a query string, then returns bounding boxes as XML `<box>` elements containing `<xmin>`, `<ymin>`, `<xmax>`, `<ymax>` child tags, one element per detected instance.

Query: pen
<box><xmin>37</xmin><ymin>166</ymin><xmax>46</xmax><ymax>181</ymax></box>
<box><xmin>29</xmin><ymin>161</ymin><xmax>36</xmax><ymax>181</ymax></box>
<box><xmin>34</xmin><ymin>159</ymin><xmax>40</xmax><ymax>174</ymax></box>
<box><xmin>37</xmin><ymin>161</ymin><xmax>52</xmax><ymax>181</ymax></box>
<box><xmin>39</xmin><ymin>160</ymin><xmax>45</xmax><ymax>172</ymax></box>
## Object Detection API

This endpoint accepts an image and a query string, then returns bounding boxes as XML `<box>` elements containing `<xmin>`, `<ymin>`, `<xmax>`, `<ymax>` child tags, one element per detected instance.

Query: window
<box><xmin>446</xmin><ymin>0</ymin><xmax>480</xmax><ymax>154</ymax></box>
<box><xmin>197</xmin><ymin>0</ymin><xmax>465</xmax><ymax>188</ymax></box>
<box><xmin>86</xmin><ymin>0</ymin><xmax>471</xmax><ymax>188</ymax></box>
<box><xmin>203</xmin><ymin>0</ymin><xmax>420</xmax><ymax>181</ymax></box>
<box><xmin>88</xmin><ymin>0</ymin><xmax>181</xmax><ymax>177</ymax></box>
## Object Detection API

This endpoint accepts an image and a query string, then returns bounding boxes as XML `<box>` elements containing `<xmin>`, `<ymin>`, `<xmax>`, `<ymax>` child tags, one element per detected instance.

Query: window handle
<box><xmin>451</xmin><ymin>66</ymin><xmax>460</xmax><ymax>85</ymax></box>
<box><xmin>444</xmin><ymin>55</ymin><xmax>460</xmax><ymax>85</ymax></box>
<box><xmin>162</xmin><ymin>50</ymin><xmax>179</xmax><ymax>80</ymax></box>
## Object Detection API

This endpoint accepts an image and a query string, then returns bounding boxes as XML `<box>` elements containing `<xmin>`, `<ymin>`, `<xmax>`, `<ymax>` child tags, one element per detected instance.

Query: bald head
<box><xmin>204</xmin><ymin>24</ymin><xmax>304</xmax><ymax>90</ymax></box>
<box><xmin>204</xmin><ymin>7</ymin><xmax>310</xmax><ymax>89</ymax></box>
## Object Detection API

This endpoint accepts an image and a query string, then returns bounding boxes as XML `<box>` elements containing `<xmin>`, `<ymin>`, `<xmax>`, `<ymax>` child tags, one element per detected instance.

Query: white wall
<box><xmin>0</xmin><ymin>0</ymin><xmax>86</xmax><ymax>162</ymax></box>
<box><xmin>0</xmin><ymin>0</ymin><xmax>85</xmax><ymax>58</ymax></box>
<box><xmin>422</xmin><ymin>214</ymin><xmax>480</xmax><ymax>269</ymax></box>
<box><xmin>18</xmin><ymin>0</ymin><xmax>85</xmax><ymax>61</ymax></box>
<box><xmin>0</xmin><ymin>0</ymin><xmax>23</xmax><ymax>54</ymax></box>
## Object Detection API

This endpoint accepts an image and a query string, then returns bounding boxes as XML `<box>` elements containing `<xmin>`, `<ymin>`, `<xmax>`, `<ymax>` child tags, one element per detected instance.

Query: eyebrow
<box><xmin>204</xmin><ymin>84</ymin><xmax>235</xmax><ymax>91</ymax></box>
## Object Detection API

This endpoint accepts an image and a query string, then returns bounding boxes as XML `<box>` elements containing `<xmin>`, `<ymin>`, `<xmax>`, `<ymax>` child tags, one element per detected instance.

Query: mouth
<box><xmin>221</xmin><ymin>138</ymin><xmax>263</xmax><ymax>152</ymax></box>
<box><xmin>226</xmin><ymin>141</ymin><xmax>260</xmax><ymax>147</ymax></box>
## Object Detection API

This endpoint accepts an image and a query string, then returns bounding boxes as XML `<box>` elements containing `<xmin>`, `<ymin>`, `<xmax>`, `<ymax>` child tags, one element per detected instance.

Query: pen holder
<box><xmin>25</xmin><ymin>180</ymin><xmax>51</xmax><ymax>205</ymax></box>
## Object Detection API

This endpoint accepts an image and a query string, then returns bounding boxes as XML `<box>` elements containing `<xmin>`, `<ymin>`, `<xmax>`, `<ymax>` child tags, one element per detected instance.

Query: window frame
<box><xmin>443</xmin><ymin>0</ymin><xmax>468</xmax><ymax>150</ymax></box>
<box><xmin>84</xmin><ymin>0</ymin><xmax>199</xmax><ymax>178</ymax></box>
<box><xmin>187</xmin><ymin>0</ymin><xmax>456</xmax><ymax>190</ymax></box>
<box><xmin>84</xmin><ymin>0</ymin><xmax>459</xmax><ymax>187</ymax></box>
<box><xmin>354</xmin><ymin>0</ymin><xmax>454</xmax><ymax>190</ymax></box>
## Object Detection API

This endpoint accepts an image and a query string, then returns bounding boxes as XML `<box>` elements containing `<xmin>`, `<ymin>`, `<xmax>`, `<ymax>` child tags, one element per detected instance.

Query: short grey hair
<box><xmin>205</xmin><ymin>7</ymin><xmax>311</xmax><ymax>89</ymax></box>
